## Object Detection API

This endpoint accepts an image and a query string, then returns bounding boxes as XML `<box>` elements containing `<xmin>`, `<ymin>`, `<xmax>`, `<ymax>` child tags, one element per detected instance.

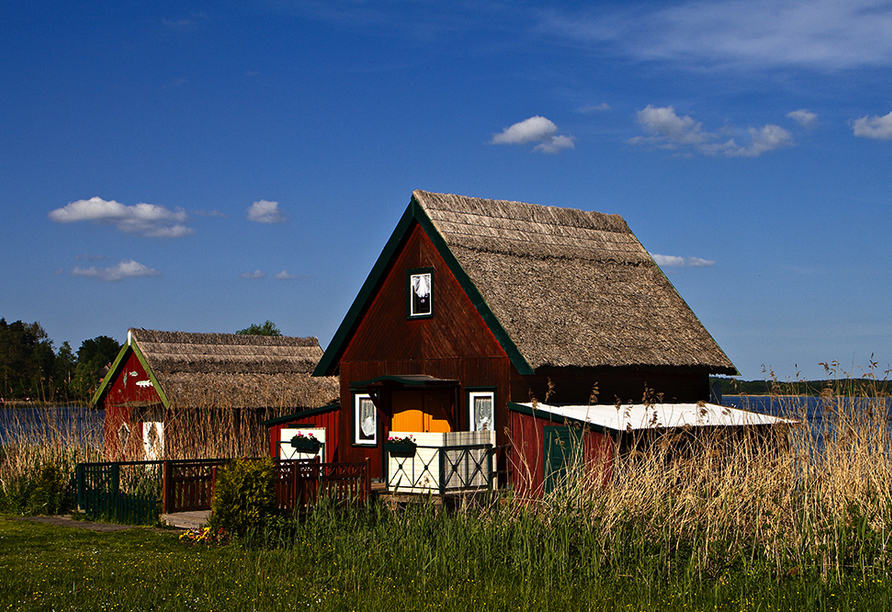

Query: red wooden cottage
<box><xmin>91</xmin><ymin>329</ymin><xmax>338</xmax><ymax>460</ymax></box>
<box><xmin>299</xmin><ymin>190</ymin><xmax>789</xmax><ymax>497</ymax></box>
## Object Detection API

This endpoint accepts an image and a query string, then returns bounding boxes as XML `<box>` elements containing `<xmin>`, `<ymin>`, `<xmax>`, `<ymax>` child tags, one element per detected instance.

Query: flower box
<box><xmin>290</xmin><ymin>436</ymin><xmax>321</xmax><ymax>453</ymax></box>
<box><xmin>385</xmin><ymin>441</ymin><xmax>417</xmax><ymax>457</ymax></box>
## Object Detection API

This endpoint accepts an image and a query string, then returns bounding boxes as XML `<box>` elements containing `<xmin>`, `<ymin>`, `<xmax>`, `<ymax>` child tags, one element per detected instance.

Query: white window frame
<box><xmin>408</xmin><ymin>269</ymin><xmax>433</xmax><ymax>317</ymax></box>
<box><xmin>354</xmin><ymin>393</ymin><xmax>377</xmax><ymax>445</ymax></box>
<box><xmin>468</xmin><ymin>390</ymin><xmax>495</xmax><ymax>432</ymax></box>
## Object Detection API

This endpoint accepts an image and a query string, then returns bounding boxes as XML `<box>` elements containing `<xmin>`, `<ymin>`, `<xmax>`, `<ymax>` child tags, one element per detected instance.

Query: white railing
<box><xmin>385</xmin><ymin>431</ymin><xmax>495</xmax><ymax>494</ymax></box>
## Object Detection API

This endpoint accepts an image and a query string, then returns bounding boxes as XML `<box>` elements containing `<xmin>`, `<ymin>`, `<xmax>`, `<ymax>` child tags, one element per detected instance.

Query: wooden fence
<box><xmin>76</xmin><ymin>461</ymin><xmax>163</xmax><ymax>525</ymax></box>
<box><xmin>76</xmin><ymin>457</ymin><xmax>371</xmax><ymax>524</ymax></box>
<box><xmin>274</xmin><ymin>459</ymin><xmax>371</xmax><ymax>512</ymax></box>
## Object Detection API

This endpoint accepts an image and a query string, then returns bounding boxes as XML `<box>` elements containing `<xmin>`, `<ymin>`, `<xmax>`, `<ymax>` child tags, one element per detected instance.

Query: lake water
<box><xmin>722</xmin><ymin>394</ymin><xmax>892</xmax><ymax>421</ymax></box>
<box><xmin>0</xmin><ymin>405</ymin><xmax>104</xmax><ymax>445</ymax></box>
<box><xmin>722</xmin><ymin>395</ymin><xmax>892</xmax><ymax>450</ymax></box>
<box><xmin>1</xmin><ymin>397</ymin><xmax>889</xmax><ymax>447</ymax></box>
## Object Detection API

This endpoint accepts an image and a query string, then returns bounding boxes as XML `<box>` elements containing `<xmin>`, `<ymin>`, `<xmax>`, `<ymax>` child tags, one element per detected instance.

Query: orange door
<box><xmin>392</xmin><ymin>391</ymin><xmax>452</xmax><ymax>433</ymax></box>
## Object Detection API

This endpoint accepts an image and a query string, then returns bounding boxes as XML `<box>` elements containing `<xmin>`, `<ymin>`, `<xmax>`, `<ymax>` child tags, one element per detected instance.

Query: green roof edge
<box><xmin>412</xmin><ymin>200</ymin><xmax>535</xmax><ymax>375</ymax></box>
<box><xmin>643</xmin><ymin>246</ymin><xmax>739</xmax><ymax>376</ymax></box>
<box><xmin>90</xmin><ymin>333</ymin><xmax>170</xmax><ymax>410</ymax></box>
<box><xmin>313</xmin><ymin>202</ymin><xmax>416</xmax><ymax>376</ymax></box>
<box><xmin>314</xmin><ymin>194</ymin><xmax>535</xmax><ymax>377</ymax></box>
<box><xmin>261</xmin><ymin>403</ymin><xmax>340</xmax><ymax>426</ymax></box>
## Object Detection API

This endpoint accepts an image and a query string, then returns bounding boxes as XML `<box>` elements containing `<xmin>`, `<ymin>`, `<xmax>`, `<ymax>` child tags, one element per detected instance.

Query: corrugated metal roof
<box><xmin>516</xmin><ymin>401</ymin><xmax>792</xmax><ymax>431</ymax></box>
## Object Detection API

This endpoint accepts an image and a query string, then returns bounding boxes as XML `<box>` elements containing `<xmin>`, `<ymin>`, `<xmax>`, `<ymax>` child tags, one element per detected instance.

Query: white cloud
<box><xmin>852</xmin><ymin>111</ymin><xmax>892</xmax><ymax>140</ymax></box>
<box><xmin>70</xmin><ymin>260</ymin><xmax>160</xmax><ymax>282</ymax></box>
<box><xmin>535</xmin><ymin>134</ymin><xmax>576</xmax><ymax>154</ymax></box>
<box><xmin>787</xmin><ymin>109</ymin><xmax>817</xmax><ymax>128</ymax></box>
<box><xmin>651</xmin><ymin>253</ymin><xmax>716</xmax><ymax>268</ymax></box>
<box><xmin>726</xmin><ymin>124</ymin><xmax>794</xmax><ymax>157</ymax></box>
<box><xmin>687</xmin><ymin>257</ymin><xmax>717</xmax><ymax>267</ymax></box>
<box><xmin>633</xmin><ymin>105</ymin><xmax>792</xmax><ymax>157</ymax></box>
<box><xmin>578</xmin><ymin>103</ymin><xmax>612</xmax><ymax>113</ymax></box>
<box><xmin>491</xmin><ymin>116</ymin><xmax>575</xmax><ymax>154</ymax></box>
<box><xmin>635</xmin><ymin>105</ymin><xmax>709</xmax><ymax>146</ymax></box>
<box><xmin>275</xmin><ymin>270</ymin><xmax>297</xmax><ymax>280</ymax></box>
<box><xmin>652</xmin><ymin>254</ymin><xmax>686</xmax><ymax>267</ymax></box>
<box><xmin>247</xmin><ymin>200</ymin><xmax>286</xmax><ymax>223</ymax></box>
<box><xmin>48</xmin><ymin>197</ymin><xmax>194</xmax><ymax>238</ymax></box>
<box><xmin>241</xmin><ymin>270</ymin><xmax>266</xmax><ymax>279</ymax></box>
<box><xmin>539</xmin><ymin>0</ymin><xmax>892</xmax><ymax>71</ymax></box>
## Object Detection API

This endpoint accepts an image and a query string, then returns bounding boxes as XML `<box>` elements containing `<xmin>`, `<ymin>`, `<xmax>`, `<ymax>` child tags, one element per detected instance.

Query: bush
<box><xmin>208</xmin><ymin>458</ymin><xmax>276</xmax><ymax>537</ymax></box>
<box><xmin>0</xmin><ymin>461</ymin><xmax>72</xmax><ymax>516</ymax></box>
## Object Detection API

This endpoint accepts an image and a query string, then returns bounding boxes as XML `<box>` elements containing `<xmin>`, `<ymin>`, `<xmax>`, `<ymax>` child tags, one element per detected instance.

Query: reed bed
<box><xmin>506</xmin><ymin>383</ymin><xmax>892</xmax><ymax>585</ymax></box>
<box><xmin>3</xmin><ymin>373</ymin><xmax>892</xmax><ymax>607</ymax></box>
<box><xmin>0</xmin><ymin>405</ymin><xmax>103</xmax><ymax>514</ymax></box>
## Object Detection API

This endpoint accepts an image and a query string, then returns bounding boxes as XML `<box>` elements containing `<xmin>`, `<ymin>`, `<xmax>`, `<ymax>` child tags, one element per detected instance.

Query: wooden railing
<box><xmin>76</xmin><ymin>460</ymin><xmax>163</xmax><ymax>525</ymax></box>
<box><xmin>77</xmin><ymin>457</ymin><xmax>371</xmax><ymax>522</ymax></box>
<box><xmin>273</xmin><ymin>458</ymin><xmax>371</xmax><ymax>512</ymax></box>
<box><xmin>162</xmin><ymin>457</ymin><xmax>370</xmax><ymax>514</ymax></box>
<box><xmin>161</xmin><ymin>459</ymin><xmax>228</xmax><ymax>514</ymax></box>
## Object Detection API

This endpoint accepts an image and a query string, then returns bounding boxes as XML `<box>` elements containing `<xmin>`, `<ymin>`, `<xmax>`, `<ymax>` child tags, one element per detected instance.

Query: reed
<box><xmin>4</xmin><ymin>367</ymin><xmax>892</xmax><ymax>598</ymax></box>
<box><xmin>0</xmin><ymin>405</ymin><xmax>103</xmax><ymax>513</ymax></box>
<box><xmin>515</xmin><ymin>371</ymin><xmax>892</xmax><ymax>585</ymax></box>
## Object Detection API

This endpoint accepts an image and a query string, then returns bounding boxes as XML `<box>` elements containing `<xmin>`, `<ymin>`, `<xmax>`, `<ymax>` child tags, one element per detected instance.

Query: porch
<box><xmin>383</xmin><ymin>430</ymin><xmax>496</xmax><ymax>496</ymax></box>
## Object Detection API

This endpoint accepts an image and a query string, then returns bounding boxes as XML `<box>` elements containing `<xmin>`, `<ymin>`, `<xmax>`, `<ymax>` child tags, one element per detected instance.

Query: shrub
<box><xmin>0</xmin><ymin>461</ymin><xmax>72</xmax><ymax>516</ymax></box>
<box><xmin>208</xmin><ymin>458</ymin><xmax>276</xmax><ymax>537</ymax></box>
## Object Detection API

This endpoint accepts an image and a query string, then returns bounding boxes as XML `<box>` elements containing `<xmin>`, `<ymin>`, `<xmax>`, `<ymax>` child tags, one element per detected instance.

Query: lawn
<box><xmin>1</xmin><ymin>511</ymin><xmax>889</xmax><ymax>612</ymax></box>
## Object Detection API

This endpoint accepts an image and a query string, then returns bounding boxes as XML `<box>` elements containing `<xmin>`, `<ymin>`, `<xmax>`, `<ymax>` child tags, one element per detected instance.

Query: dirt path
<box><xmin>11</xmin><ymin>514</ymin><xmax>171</xmax><ymax>532</ymax></box>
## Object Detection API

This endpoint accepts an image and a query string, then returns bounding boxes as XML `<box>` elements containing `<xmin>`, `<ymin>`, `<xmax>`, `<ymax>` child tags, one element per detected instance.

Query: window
<box><xmin>468</xmin><ymin>390</ymin><xmax>495</xmax><ymax>432</ymax></box>
<box><xmin>407</xmin><ymin>268</ymin><xmax>433</xmax><ymax>317</ymax></box>
<box><xmin>354</xmin><ymin>393</ymin><xmax>377</xmax><ymax>445</ymax></box>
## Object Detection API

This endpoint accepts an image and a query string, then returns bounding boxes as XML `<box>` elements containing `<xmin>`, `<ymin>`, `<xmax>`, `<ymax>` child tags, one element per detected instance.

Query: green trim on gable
<box><xmin>412</xmin><ymin>201</ymin><xmax>534</xmax><ymax>375</ymax></box>
<box><xmin>89</xmin><ymin>337</ymin><xmax>169</xmax><ymax>410</ymax></box>
<box><xmin>313</xmin><ymin>203</ymin><xmax>417</xmax><ymax>376</ymax></box>
<box><xmin>130</xmin><ymin>341</ymin><xmax>169</xmax><ymax>409</ymax></box>
<box><xmin>314</xmin><ymin>195</ymin><xmax>535</xmax><ymax>377</ymax></box>
<box><xmin>90</xmin><ymin>343</ymin><xmax>131</xmax><ymax>408</ymax></box>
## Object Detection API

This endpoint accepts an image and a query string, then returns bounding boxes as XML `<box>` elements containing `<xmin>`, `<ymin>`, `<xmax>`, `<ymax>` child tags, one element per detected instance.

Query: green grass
<box><xmin>3</xmin><ymin>369</ymin><xmax>892</xmax><ymax>610</ymax></box>
<box><xmin>2</xmin><ymin>507</ymin><xmax>891</xmax><ymax>612</ymax></box>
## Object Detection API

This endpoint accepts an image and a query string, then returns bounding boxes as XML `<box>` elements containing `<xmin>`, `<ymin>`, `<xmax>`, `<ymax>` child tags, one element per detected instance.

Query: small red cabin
<box><xmin>91</xmin><ymin>330</ymin><xmax>338</xmax><ymax>460</ymax></box>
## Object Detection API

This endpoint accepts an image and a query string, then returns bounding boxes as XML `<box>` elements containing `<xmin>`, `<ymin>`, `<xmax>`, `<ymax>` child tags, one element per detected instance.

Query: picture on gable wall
<box><xmin>410</xmin><ymin>272</ymin><xmax>432</xmax><ymax>316</ymax></box>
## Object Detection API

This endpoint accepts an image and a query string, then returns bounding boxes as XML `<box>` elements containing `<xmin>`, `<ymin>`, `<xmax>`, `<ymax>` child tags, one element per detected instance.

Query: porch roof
<box><xmin>351</xmin><ymin>374</ymin><xmax>459</xmax><ymax>389</ymax></box>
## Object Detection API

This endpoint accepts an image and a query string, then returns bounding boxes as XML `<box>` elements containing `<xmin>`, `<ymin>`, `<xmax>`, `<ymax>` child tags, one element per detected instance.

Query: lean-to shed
<box><xmin>91</xmin><ymin>329</ymin><xmax>338</xmax><ymax>460</ymax></box>
<box><xmin>312</xmin><ymin>190</ymin><xmax>752</xmax><ymax>490</ymax></box>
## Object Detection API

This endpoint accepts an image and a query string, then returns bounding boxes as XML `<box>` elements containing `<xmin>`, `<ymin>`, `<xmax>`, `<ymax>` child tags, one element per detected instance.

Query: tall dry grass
<box><xmin>0</xmin><ymin>405</ymin><xmax>103</xmax><ymax>513</ymax></box>
<box><xmin>516</xmin><ymin>377</ymin><xmax>892</xmax><ymax>583</ymax></box>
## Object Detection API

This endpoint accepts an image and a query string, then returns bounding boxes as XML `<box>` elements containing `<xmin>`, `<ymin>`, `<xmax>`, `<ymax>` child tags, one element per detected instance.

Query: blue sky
<box><xmin>2</xmin><ymin>0</ymin><xmax>891</xmax><ymax>381</ymax></box>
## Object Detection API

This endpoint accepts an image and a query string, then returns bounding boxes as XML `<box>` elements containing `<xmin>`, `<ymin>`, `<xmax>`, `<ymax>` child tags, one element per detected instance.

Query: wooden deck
<box><xmin>160</xmin><ymin>510</ymin><xmax>211</xmax><ymax>530</ymax></box>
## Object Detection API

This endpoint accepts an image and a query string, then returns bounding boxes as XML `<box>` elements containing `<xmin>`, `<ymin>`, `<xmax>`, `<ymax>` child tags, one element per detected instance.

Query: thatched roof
<box><xmin>413</xmin><ymin>191</ymin><xmax>735</xmax><ymax>373</ymax></box>
<box><xmin>128</xmin><ymin>329</ymin><xmax>339</xmax><ymax>410</ymax></box>
<box><xmin>130</xmin><ymin>329</ymin><xmax>324</xmax><ymax>375</ymax></box>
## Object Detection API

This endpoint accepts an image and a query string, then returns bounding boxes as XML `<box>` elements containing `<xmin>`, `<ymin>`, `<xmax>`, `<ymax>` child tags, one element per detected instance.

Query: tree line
<box><xmin>712</xmin><ymin>376</ymin><xmax>892</xmax><ymax>397</ymax></box>
<box><xmin>0</xmin><ymin>318</ymin><xmax>121</xmax><ymax>404</ymax></box>
<box><xmin>0</xmin><ymin>319</ymin><xmax>284</xmax><ymax>404</ymax></box>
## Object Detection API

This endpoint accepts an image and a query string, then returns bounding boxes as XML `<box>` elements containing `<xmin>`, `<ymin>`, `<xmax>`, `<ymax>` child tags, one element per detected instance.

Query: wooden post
<box><xmin>161</xmin><ymin>460</ymin><xmax>172</xmax><ymax>514</ymax></box>
<box><xmin>486</xmin><ymin>444</ymin><xmax>493</xmax><ymax>493</ymax></box>
<box><xmin>210</xmin><ymin>465</ymin><xmax>218</xmax><ymax>509</ymax></box>
<box><xmin>364</xmin><ymin>457</ymin><xmax>371</xmax><ymax>501</ymax></box>
<box><xmin>292</xmin><ymin>460</ymin><xmax>299</xmax><ymax>512</ymax></box>
<box><xmin>311</xmin><ymin>456</ymin><xmax>320</xmax><ymax>506</ymax></box>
